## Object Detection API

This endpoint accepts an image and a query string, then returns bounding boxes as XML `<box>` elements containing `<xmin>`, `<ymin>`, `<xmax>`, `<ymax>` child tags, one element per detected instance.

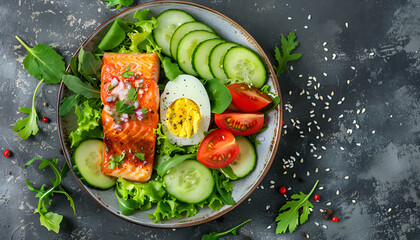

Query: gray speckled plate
<box><xmin>57</xmin><ymin>1</ymin><xmax>282</xmax><ymax>228</ymax></box>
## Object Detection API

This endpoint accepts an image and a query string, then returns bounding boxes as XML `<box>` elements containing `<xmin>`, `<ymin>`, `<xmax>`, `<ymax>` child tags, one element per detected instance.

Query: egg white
<box><xmin>160</xmin><ymin>75</ymin><xmax>211</xmax><ymax>146</ymax></box>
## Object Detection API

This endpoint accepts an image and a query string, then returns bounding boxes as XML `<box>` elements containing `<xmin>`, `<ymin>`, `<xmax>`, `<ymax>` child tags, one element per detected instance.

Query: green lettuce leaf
<box><xmin>69</xmin><ymin>100</ymin><xmax>102</xmax><ymax>147</ymax></box>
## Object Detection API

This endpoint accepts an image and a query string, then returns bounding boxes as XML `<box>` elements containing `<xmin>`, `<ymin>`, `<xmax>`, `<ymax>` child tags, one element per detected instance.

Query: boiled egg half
<box><xmin>160</xmin><ymin>75</ymin><xmax>211</xmax><ymax>146</ymax></box>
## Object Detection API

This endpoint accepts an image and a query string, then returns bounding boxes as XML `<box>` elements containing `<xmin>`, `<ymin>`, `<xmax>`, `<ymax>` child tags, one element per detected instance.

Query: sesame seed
<box><xmin>388</xmin><ymin>208</ymin><xmax>392</xmax><ymax>212</ymax></box>
<box><xmin>293</xmin><ymin>173</ymin><xmax>296</xmax><ymax>178</ymax></box>
<box><xmin>356</xmin><ymin>142</ymin><xmax>361</xmax><ymax>146</ymax></box>
<box><xmin>326</xmin><ymin>202</ymin><xmax>331</xmax><ymax>206</ymax></box>
<box><xmin>319</xmin><ymin>186</ymin><xmax>324</xmax><ymax>190</ymax></box>
<box><xmin>270</xmin><ymin>180</ymin><xmax>275</xmax><ymax>184</ymax></box>
<box><xmin>351</xmin><ymin>66</ymin><xmax>355</xmax><ymax>70</ymax></box>
<box><xmin>315</xmin><ymin>168</ymin><xmax>319</xmax><ymax>173</ymax></box>
<box><xmin>323</xmin><ymin>72</ymin><xmax>328</xmax><ymax>76</ymax></box>
<box><xmin>347</xmin><ymin>80</ymin><xmax>351</xmax><ymax>84</ymax></box>
<box><xmin>324</xmin><ymin>57</ymin><xmax>328</xmax><ymax>61</ymax></box>
<box><xmin>344</xmin><ymin>176</ymin><xmax>349</xmax><ymax>180</ymax></box>
<box><xmin>288</xmin><ymin>17</ymin><xmax>292</xmax><ymax>20</ymax></box>
<box><xmin>260</xmin><ymin>185</ymin><xmax>264</xmax><ymax>190</ymax></box>
<box><xmin>322</xmin><ymin>224</ymin><xmax>328</xmax><ymax>229</ymax></box>
<box><xmin>362</xmin><ymin>108</ymin><xmax>366</xmax><ymax>113</ymax></box>
<box><xmin>355</xmin><ymin>124</ymin><xmax>360</xmax><ymax>129</ymax></box>
<box><xmin>320</xmin><ymin>209</ymin><xmax>324</xmax><ymax>213</ymax></box>
<box><xmin>307</xmin><ymin>171</ymin><xmax>310</xmax><ymax>176</ymax></box>
<box><xmin>300</xmin><ymin>158</ymin><xmax>304</xmax><ymax>163</ymax></box>
<box><xmin>267</xmin><ymin>225</ymin><xmax>272</xmax><ymax>229</ymax></box>
<box><xmin>357</xmin><ymin>109</ymin><xmax>360</xmax><ymax>114</ymax></box>
<box><xmin>289</xmin><ymin>90</ymin><xmax>292</xmax><ymax>95</ymax></box>
<box><xmin>299</xmin><ymin>74</ymin><xmax>303</xmax><ymax>78</ymax></box>
<box><xmin>369</xmin><ymin>52</ymin><xmax>374</xmax><ymax>56</ymax></box>
<box><xmin>338</xmin><ymin>101</ymin><xmax>342</xmax><ymax>105</ymax></box>
<box><xmin>372</xmin><ymin>130</ymin><xmax>376</xmax><ymax>134</ymax></box>
<box><xmin>339</xmin><ymin>114</ymin><xmax>344</xmax><ymax>118</ymax></box>
<box><xmin>311</xmin><ymin>102</ymin><xmax>316</xmax><ymax>106</ymax></box>
<box><xmin>325</xmin><ymin>168</ymin><xmax>330</xmax><ymax>172</ymax></box>
<box><xmin>352</xmin><ymin>200</ymin><xmax>356</xmax><ymax>203</ymax></box>
<box><xmin>266</xmin><ymin>205</ymin><xmax>271</xmax><ymax>210</ymax></box>
<box><xmin>304</xmin><ymin>25</ymin><xmax>308</xmax><ymax>29</ymax></box>
<box><xmin>345</xmin><ymin>22</ymin><xmax>349</xmax><ymax>28</ymax></box>
<box><xmin>323</xmin><ymin>42</ymin><xmax>327</xmax><ymax>46</ymax></box>
<box><xmin>328</xmin><ymin>117</ymin><xmax>332</xmax><ymax>122</ymax></box>
<box><xmin>283</xmin><ymin>171</ymin><xmax>287</xmax><ymax>175</ymax></box>
<box><xmin>270</xmin><ymin>185</ymin><xmax>275</xmax><ymax>189</ymax></box>
<box><xmin>332</xmin><ymin>53</ymin><xmax>337</xmax><ymax>60</ymax></box>
<box><xmin>315</xmin><ymin>222</ymin><xmax>320</xmax><ymax>226</ymax></box>
<box><xmin>309</xmin><ymin>208</ymin><xmax>313</xmax><ymax>212</ymax></box>
<box><xmin>336</xmin><ymin>190</ymin><xmax>340</xmax><ymax>195</ymax></box>
<box><xmin>324</xmin><ymin>48</ymin><xmax>328</xmax><ymax>52</ymax></box>
<box><xmin>306</xmin><ymin>234</ymin><xmax>310</xmax><ymax>239</ymax></box>
<box><xmin>340</xmin><ymin>146</ymin><xmax>345</xmax><ymax>150</ymax></box>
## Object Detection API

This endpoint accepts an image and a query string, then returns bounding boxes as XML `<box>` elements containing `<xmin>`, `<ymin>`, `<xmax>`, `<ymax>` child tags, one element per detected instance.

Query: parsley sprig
<box><xmin>134</xmin><ymin>152</ymin><xmax>145</xmax><ymax>161</ymax></box>
<box><xmin>274</xmin><ymin>32</ymin><xmax>302</xmax><ymax>76</ymax></box>
<box><xmin>116</xmin><ymin>100</ymin><xmax>135</xmax><ymax>114</ymax></box>
<box><xmin>121</xmin><ymin>65</ymin><xmax>134</xmax><ymax>78</ymax></box>
<box><xmin>275</xmin><ymin>180</ymin><xmax>319</xmax><ymax>234</ymax></box>
<box><xmin>108</xmin><ymin>153</ymin><xmax>126</xmax><ymax>169</ymax></box>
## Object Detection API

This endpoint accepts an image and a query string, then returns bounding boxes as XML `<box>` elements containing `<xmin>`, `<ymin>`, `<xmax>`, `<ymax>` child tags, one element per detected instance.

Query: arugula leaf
<box><xmin>69</xmin><ymin>101</ymin><xmax>103</xmax><ymax>147</ymax></box>
<box><xmin>102</xmin><ymin>0</ymin><xmax>134</xmax><ymax>10</ymax></box>
<box><xmin>15</xmin><ymin>36</ymin><xmax>65</xmax><ymax>84</ymax></box>
<box><xmin>260</xmin><ymin>85</ymin><xmax>281</xmax><ymax>115</ymax></box>
<box><xmin>134</xmin><ymin>152</ymin><xmax>145</xmax><ymax>161</ymax></box>
<box><xmin>69</xmin><ymin>56</ymin><xmax>80</xmax><ymax>77</ymax></box>
<box><xmin>121</xmin><ymin>65</ymin><xmax>134</xmax><ymax>78</ymax></box>
<box><xmin>115</xmin><ymin>187</ymin><xmax>137</xmax><ymax>215</ymax></box>
<box><xmin>212</xmin><ymin>170</ymin><xmax>236</xmax><ymax>205</ymax></box>
<box><xmin>108</xmin><ymin>153</ymin><xmax>125</xmax><ymax>169</ymax></box>
<box><xmin>59</xmin><ymin>93</ymin><xmax>81</xmax><ymax>116</ymax></box>
<box><xmin>127</xmin><ymin>87</ymin><xmax>138</xmax><ymax>102</ymax></box>
<box><xmin>78</xmin><ymin>47</ymin><xmax>102</xmax><ymax>81</ymax></box>
<box><xmin>62</xmin><ymin>75</ymin><xmax>100</xmax><ymax>99</ymax></box>
<box><xmin>12</xmin><ymin>79</ymin><xmax>44</xmax><ymax>139</ymax></box>
<box><xmin>116</xmin><ymin>100</ymin><xmax>135</xmax><ymax>114</ymax></box>
<box><xmin>156</xmin><ymin>153</ymin><xmax>196</xmax><ymax>177</ymax></box>
<box><xmin>274</xmin><ymin>32</ymin><xmax>302</xmax><ymax>76</ymax></box>
<box><xmin>25</xmin><ymin>157</ymin><xmax>75</xmax><ymax>233</ymax></box>
<box><xmin>275</xmin><ymin>180</ymin><xmax>319</xmax><ymax>234</ymax></box>
<box><xmin>202</xmin><ymin>219</ymin><xmax>252</xmax><ymax>240</ymax></box>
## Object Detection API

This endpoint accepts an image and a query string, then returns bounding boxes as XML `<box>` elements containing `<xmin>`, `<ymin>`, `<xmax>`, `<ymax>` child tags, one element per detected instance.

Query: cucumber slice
<box><xmin>170</xmin><ymin>21</ymin><xmax>215</xmax><ymax>61</ymax></box>
<box><xmin>209</xmin><ymin>42</ymin><xmax>239</xmax><ymax>82</ymax></box>
<box><xmin>71</xmin><ymin>139</ymin><xmax>116</xmax><ymax>189</ymax></box>
<box><xmin>163</xmin><ymin>160</ymin><xmax>214</xmax><ymax>204</ymax></box>
<box><xmin>223</xmin><ymin>46</ymin><xmax>267</xmax><ymax>88</ymax></box>
<box><xmin>222</xmin><ymin>137</ymin><xmax>256</xmax><ymax>179</ymax></box>
<box><xmin>177</xmin><ymin>30</ymin><xmax>220</xmax><ymax>76</ymax></box>
<box><xmin>153</xmin><ymin>10</ymin><xmax>195</xmax><ymax>57</ymax></box>
<box><xmin>192</xmin><ymin>39</ymin><xmax>225</xmax><ymax>80</ymax></box>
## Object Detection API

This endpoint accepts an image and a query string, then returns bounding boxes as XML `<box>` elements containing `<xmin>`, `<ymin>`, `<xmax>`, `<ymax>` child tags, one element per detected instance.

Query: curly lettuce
<box><xmin>69</xmin><ymin>100</ymin><xmax>102</xmax><ymax>147</ymax></box>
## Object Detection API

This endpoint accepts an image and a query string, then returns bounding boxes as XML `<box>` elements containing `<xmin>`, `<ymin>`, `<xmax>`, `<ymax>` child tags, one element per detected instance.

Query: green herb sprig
<box><xmin>109</xmin><ymin>153</ymin><xmax>126</xmax><ymax>169</ymax></box>
<box><xmin>102</xmin><ymin>0</ymin><xmax>134</xmax><ymax>10</ymax></box>
<box><xmin>202</xmin><ymin>219</ymin><xmax>252</xmax><ymax>240</ymax></box>
<box><xmin>116</xmin><ymin>100</ymin><xmax>135</xmax><ymax>114</ymax></box>
<box><xmin>121</xmin><ymin>65</ymin><xmax>134</xmax><ymax>78</ymax></box>
<box><xmin>25</xmin><ymin>158</ymin><xmax>75</xmax><ymax>233</ymax></box>
<box><xmin>274</xmin><ymin>32</ymin><xmax>302</xmax><ymax>76</ymax></box>
<box><xmin>275</xmin><ymin>180</ymin><xmax>319</xmax><ymax>234</ymax></box>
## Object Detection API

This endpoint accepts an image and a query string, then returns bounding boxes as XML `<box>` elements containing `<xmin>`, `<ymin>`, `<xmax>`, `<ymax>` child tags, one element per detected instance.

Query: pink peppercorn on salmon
<box><xmin>100</xmin><ymin>53</ymin><xmax>160</xmax><ymax>182</ymax></box>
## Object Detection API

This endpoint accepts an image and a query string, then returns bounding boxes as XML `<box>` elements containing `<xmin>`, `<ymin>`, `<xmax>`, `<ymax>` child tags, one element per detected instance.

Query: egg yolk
<box><xmin>166</xmin><ymin>98</ymin><xmax>201</xmax><ymax>138</ymax></box>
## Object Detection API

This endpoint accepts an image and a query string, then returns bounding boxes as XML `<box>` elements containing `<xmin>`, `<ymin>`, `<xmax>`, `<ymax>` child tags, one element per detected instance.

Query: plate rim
<box><xmin>56</xmin><ymin>0</ymin><xmax>283</xmax><ymax>229</ymax></box>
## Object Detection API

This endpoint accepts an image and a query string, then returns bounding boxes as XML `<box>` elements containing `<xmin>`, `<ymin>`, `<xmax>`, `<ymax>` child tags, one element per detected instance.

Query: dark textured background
<box><xmin>1</xmin><ymin>0</ymin><xmax>419</xmax><ymax>239</ymax></box>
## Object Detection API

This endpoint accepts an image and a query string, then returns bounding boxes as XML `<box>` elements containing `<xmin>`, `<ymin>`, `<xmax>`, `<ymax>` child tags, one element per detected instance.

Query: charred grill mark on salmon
<box><xmin>101</xmin><ymin>53</ymin><xmax>160</xmax><ymax>182</ymax></box>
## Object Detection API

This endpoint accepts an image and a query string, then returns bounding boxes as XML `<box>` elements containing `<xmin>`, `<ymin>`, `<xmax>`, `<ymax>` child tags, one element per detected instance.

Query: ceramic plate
<box><xmin>57</xmin><ymin>1</ymin><xmax>282</xmax><ymax>228</ymax></box>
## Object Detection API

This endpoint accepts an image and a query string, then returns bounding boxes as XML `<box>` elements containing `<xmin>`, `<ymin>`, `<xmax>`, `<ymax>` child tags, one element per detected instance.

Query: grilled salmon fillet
<box><xmin>100</xmin><ymin>53</ymin><xmax>160</xmax><ymax>182</ymax></box>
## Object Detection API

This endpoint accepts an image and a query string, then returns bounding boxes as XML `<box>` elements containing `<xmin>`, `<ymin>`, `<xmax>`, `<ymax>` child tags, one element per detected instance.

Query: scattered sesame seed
<box><xmin>324</xmin><ymin>48</ymin><xmax>328</xmax><ymax>52</ymax></box>
<box><xmin>293</xmin><ymin>173</ymin><xmax>296</xmax><ymax>178</ymax></box>
<box><xmin>283</xmin><ymin>171</ymin><xmax>287</xmax><ymax>175</ymax></box>
<box><xmin>347</xmin><ymin>80</ymin><xmax>351</xmax><ymax>84</ymax></box>
<box><xmin>311</xmin><ymin>102</ymin><xmax>316</xmax><ymax>106</ymax></box>
<box><xmin>270</xmin><ymin>180</ymin><xmax>275</xmax><ymax>184</ymax></box>
<box><xmin>345</xmin><ymin>22</ymin><xmax>349</xmax><ymax>28</ymax></box>
<box><xmin>324</xmin><ymin>57</ymin><xmax>328</xmax><ymax>61</ymax></box>
<box><xmin>322</xmin><ymin>224</ymin><xmax>328</xmax><ymax>229</ymax></box>
<box><xmin>266</xmin><ymin>205</ymin><xmax>271</xmax><ymax>210</ymax></box>
<box><xmin>332</xmin><ymin>53</ymin><xmax>337</xmax><ymax>60</ymax></box>
<box><xmin>336</xmin><ymin>190</ymin><xmax>340</xmax><ymax>195</ymax></box>
<box><xmin>270</xmin><ymin>185</ymin><xmax>275</xmax><ymax>189</ymax></box>
<box><xmin>320</xmin><ymin>209</ymin><xmax>324</xmax><ymax>213</ymax></box>
<box><xmin>340</xmin><ymin>147</ymin><xmax>345</xmax><ymax>150</ymax></box>
<box><xmin>319</xmin><ymin>186</ymin><xmax>324</xmax><ymax>190</ymax></box>
<box><xmin>369</xmin><ymin>52</ymin><xmax>374</xmax><ymax>56</ymax></box>
<box><xmin>344</xmin><ymin>176</ymin><xmax>349</xmax><ymax>180</ymax></box>
<box><xmin>388</xmin><ymin>208</ymin><xmax>392</xmax><ymax>213</ymax></box>
<box><xmin>323</xmin><ymin>72</ymin><xmax>328</xmax><ymax>76</ymax></box>
<box><xmin>357</xmin><ymin>109</ymin><xmax>361</xmax><ymax>114</ymax></box>
<box><xmin>267</xmin><ymin>225</ymin><xmax>272</xmax><ymax>229</ymax></box>
<box><xmin>315</xmin><ymin>168</ymin><xmax>319</xmax><ymax>173</ymax></box>
<box><xmin>347</xmin><ymin>129</ymin><xmax>353</xmax><ymax>134</ymax></box>
<box><xmin>315</xmin><ymin>222</ymin><xmax>320</xmax><ymax>226</ymax></box>
<box><xmin>289</xmin><ymin>90</ymin><xmax>292</xmax><ymax>95</ymax></box>
<box><xmin>338</xmin><ymin>101</ymin><xmax>342</xmax><ymax>105</ymax></box>
<box><xmin>320</xmin><ymin>132</ymin><xmax>324</xmax><ymax>137</ymax></box>
<box><xmin>323</xmin><ymin>42</ymin><xmax>327</xmax><ymax>46</ymax></box>
<box><xmin>372</xmin><ymin>130</ymin><xmax>376</xmax><ymax>134</ymax></box>
<box><xmin>307</xmin><ymin>14</ymin><xmax>312</xmax><ymax>20</ymax></box>
<box><xmin>307</xmin><ymin>171</ymin><xmax>310</xmax><ymax>176</ymax></box>
<box><xmin>339</xmin><ymin>114</ymin><xmax>344</xmax><ymax>118</ymax></box>
<box><xmin>300</xmin><ymin>158</ymin><xmax>304</xmax><ymax>163</ymax></box>
<box><xmin>356</xmin><ymin>142</ymin><xmax>361</xmax><ymax>146</ymax></box>
<box><xmin>317</xmin><ymin>155</ymin><xmax>322</xmax><ymax>159</ymax></box>
<box><xmin>355</xmin><ymin>124</ymin><xmax>360</xmax><ymax>129</ymax></box>
<box><xmin>306</xmin><ymin>233</ymin><xmax>310</xmax><ymax>239</ymax></box>
<box><xmin>326</xmin><ymin>202</ymin><xmax>331</xmax><ymax>206</ymax></box>
<box><xmin>362</xmin><ymin>108</ymin><xmax>366</xmax><ymax>113</ymax></box>
<box><xmin>304</xmin><ymin>25</ymin><xmax>308</xmax><ymax>29</ymax></box>
<box><xmin>299</xmin><ymin>74</ymin><xmax>303</xmax><ymax>78</ymax></box>
<box><xmin>325</xmin><ymin>168</ymin><xmax>330</xmax><ymax>172</ymax></box>
<box><xmin>288</xmin><ymin>17</ymin><xmax>292</xmax><ymax>20</ymax></box>
<box><xmin>172</xmin><ymin>229</ymin><xmax>176</xmax><ymax>231</ymax></box>
<box><xmin>309</xmin><ymin>208</ymin><xmax>313</xmax><ymax>212</ymax></box>
<box><xmin>260</xmin><ymin>185</ymin><xmax>264</xmax><ymax>190</ymax></box>
<box><xmin>328</xmin><ymin>118</ymin><xmax>332</xmax><ymax>122</ymax></box>
<box><xmin>351</xmin><ymin>66</ymin><xmax>355</xmax><ymax>70</ymax></box>
<box><xmin>352</xmin><ymin>200</ymin><xmax>356</xmax><ymax>203</ymax></box>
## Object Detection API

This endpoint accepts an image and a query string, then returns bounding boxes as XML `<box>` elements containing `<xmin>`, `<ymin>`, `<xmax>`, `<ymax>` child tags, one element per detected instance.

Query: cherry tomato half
<box><xmin>215</xmin><ymin>112</ymin><xmax>264</xmax><ymax>136</ymax></box>
<box><xmin>197</xmin><ymin>129</ymin><xmax>239</xmax><ymax>169</ymax></box>
<box><xmin>227</xmin><ymin>83</ymin><xmax>272</xmax><ymax>112</ymax></box>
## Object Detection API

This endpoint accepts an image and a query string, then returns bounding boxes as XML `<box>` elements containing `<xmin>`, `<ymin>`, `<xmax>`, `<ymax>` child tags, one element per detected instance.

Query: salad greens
<box><xmin>202</xmin><ymin>219</ymin><xmax>252</xmax><ymax>240</ymax></box>
<box><xmin>275</xmin><ymin>180</ymin><xmax>319</xmax><ymax>234</ymax></box>
<box><xmin>204</xmin><ymin>79</ymin><xmax>232</xmax><ymax>114</ymax></box>
<box><xmin>102</xmin><ymin>0</ymin><xmax>134</xmax><ymax>10</ymax></box>
<box><xmin>69</xmin><ymin>100</ymin><xmax>103</xmax><ymax>148</ymax></box>
<box><xmin>12</xmin><ymin>79</ymin><xmax>44</xmax><ymax>140</ymax></box>
<box><xmin>25</xmin><ymin>158</ymin><xmax>75</xmax><ymax>233</ymax></box>
<box><xmin>274</xmin><ymin>31</ymin><xmax>302</xmax><ymax>76</ymax></box>
<box><xmin>62</xmin><ymin>75</ymin><xmax>101</xmax><ymax>99</ymax></box>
